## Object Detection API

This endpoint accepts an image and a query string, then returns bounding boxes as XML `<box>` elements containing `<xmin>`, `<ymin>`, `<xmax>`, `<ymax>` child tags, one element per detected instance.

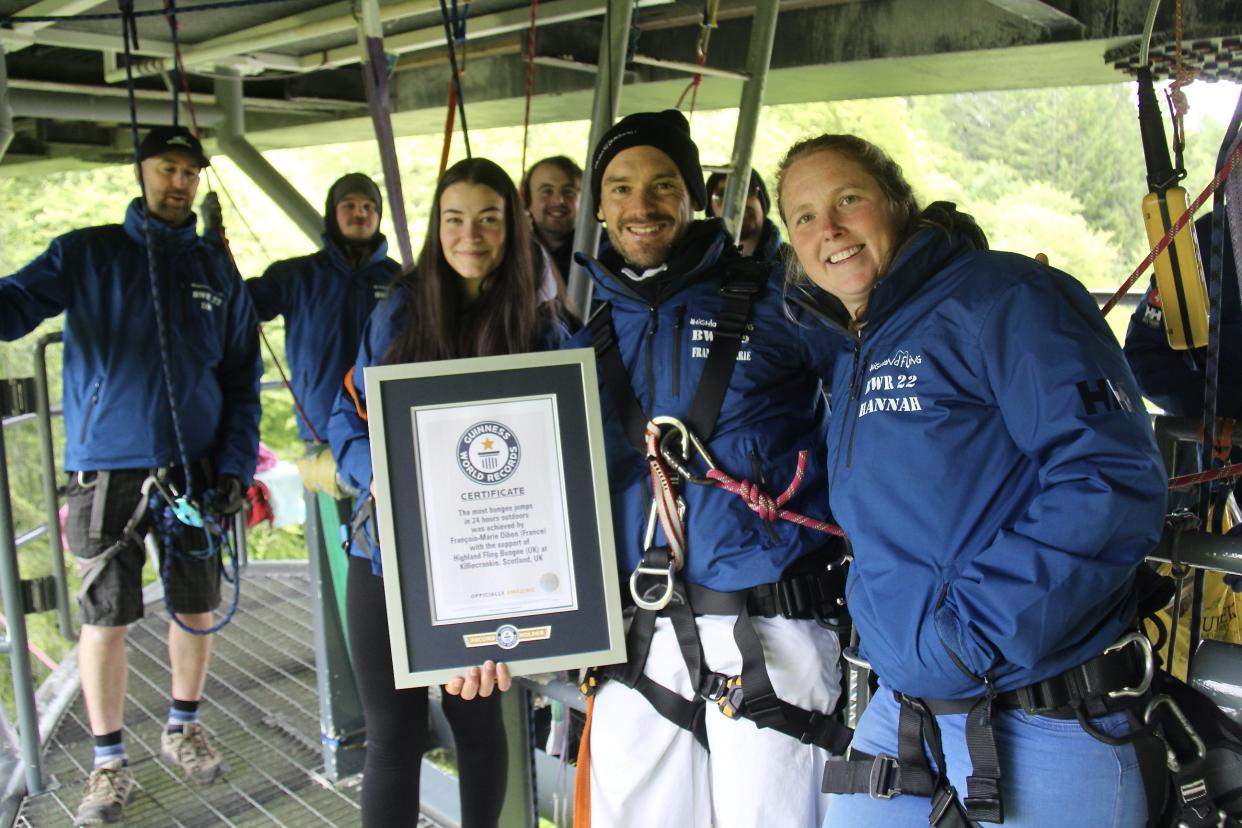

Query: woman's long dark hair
<box><xmin>384</xmin><ymin>158</ymin><xmax>557</xmax><ymax>364</ymax></box>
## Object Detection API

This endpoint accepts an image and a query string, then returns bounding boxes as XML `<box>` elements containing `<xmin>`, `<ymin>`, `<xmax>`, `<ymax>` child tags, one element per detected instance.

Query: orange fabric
<box><xmin>573</xmin><ymin>694</ymin><xmax>594</xmax><ymax>828</ymax></box>
<box><xmin>343</xmin><ymin>367</ymin><xmax>368</xmax><ymax>423</ymax></box>
<box><xmin>1215</xmin><ymin>418</ymin><xmax>1236</xmax><ymax>462</ymax></box>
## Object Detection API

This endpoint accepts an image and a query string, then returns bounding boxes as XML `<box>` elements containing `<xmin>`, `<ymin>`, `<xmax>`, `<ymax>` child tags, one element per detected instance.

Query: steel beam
<box><xmin>212</xmin><ymin>69</ymin><xmax>320</xmax><ymax>243</ymax></box>
<box><xmin>0</xmin><ymin>426</ymin><xmax>44</xmax><ymax>795</ymax></box>
<box><xmin>0</xmin><ymin>46</ymin><xmax>11</xmax><ymax>164</ymax></box>
<box><xmin>33</xmin><ymin>333</ymin><xmax>74</xmax><ymax>642</ymax></box>
<box><xmin>721</xmin><ymin>0</ymin><xmax>780</xmax><ymax>242</ymax></box>
<box><xmin>567</xmin><ymin>0</ymin><xmax>634</xmax><ymax>313</ymax></box>
<box><xmin>303</xmin><ymin>0</ymin><xmax>672</xmax><ymax>71</ymax></box>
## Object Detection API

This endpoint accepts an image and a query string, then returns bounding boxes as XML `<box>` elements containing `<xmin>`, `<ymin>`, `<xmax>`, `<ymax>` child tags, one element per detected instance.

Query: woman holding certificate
<box><xmin>328</xmin><ymin>157</ymin><xmax>574</xmax><ymax>828</ymax></box>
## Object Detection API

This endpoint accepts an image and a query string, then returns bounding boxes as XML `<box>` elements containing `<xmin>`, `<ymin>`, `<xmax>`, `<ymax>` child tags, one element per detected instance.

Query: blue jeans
<box><xmin>823</xmin><ymin>685</ymin><xmax>1148</xmax><ymax>827</ymax></box>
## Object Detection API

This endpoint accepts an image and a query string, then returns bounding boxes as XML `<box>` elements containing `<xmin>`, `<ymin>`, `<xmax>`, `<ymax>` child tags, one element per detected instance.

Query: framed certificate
<box><xmin>364</xmin><ymin>348</ymin><xmax>626</xmax><ymax>688</ymax></box>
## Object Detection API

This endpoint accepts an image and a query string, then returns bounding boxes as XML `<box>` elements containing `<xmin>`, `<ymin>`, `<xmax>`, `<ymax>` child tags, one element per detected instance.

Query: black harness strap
<box><xmin>587</xmin><ymin>258</ymin><xmax>768</xmax><ymax>454</ymax></box>
<box><xmin>684</xmin><ymin>260</ymin><xmax>766</xmax><ymax>442</ymax></box>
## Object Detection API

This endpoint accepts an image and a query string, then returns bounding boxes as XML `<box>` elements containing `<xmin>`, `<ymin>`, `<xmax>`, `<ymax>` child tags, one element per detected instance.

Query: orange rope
<box><xmin>520</xmin><ymin>0</ymin><xmax>538</xmax><ymax>175</ymax></box>
<box><xmin>439</xmin><ymin>77</ymin><xmax>458</xmax><ymax>178</ymax></box>
<box><xmin>573</xmin><ymin>694</ymin><xmax>594</xmax><ymax>827</ymax></box>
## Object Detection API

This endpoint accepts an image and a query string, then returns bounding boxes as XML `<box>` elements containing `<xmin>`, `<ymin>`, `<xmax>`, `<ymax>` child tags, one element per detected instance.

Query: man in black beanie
<box><xmin>247</xmin><ymin>173</ymin><xmax>399</xmax><ymax>463</ymax></box>
<box><xmin>704</xmin><ymin>168</ymin><xmax>788</xmax><ymax>263</ymax></box>
<box><xmin>569</xmin><ymin>110</ymin><xmax>846</xmax><ymax>827</ymax></box>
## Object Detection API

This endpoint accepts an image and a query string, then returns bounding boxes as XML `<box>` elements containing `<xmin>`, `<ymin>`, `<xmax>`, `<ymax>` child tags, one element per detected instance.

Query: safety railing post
<box><xmin>0</xmin><ymin>424</ymin><xmax>45</xmax><ymax>795</ymax></box>
<box><xmin>721</xmin><ymin>0</ymin><xmax>780</xmax><ymax>243</ymax></box>
<box><xmin>33</xmin><ymin>332</ymin><xmax>74</xmax><ymax>642</ymax></box>
<box><xmin>566</xmin><ymin>0</ymin><xmax>635</xmax><ymax>314</ymax></box>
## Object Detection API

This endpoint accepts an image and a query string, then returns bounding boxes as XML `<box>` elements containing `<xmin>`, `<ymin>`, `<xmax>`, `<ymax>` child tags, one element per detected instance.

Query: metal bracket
<box><xmin>0</xmin><ymin>378</ymin><xmax>36</xmax><ymax>418</ymax></box>
<box><xmin>20</xmin><ymin>576</ymin><xmax>58</xmax><ymax>615</ymax></box>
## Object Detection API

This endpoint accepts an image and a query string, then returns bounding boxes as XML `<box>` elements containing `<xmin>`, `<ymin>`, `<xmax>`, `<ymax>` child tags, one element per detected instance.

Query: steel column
<box><xmin>212</xmin><ymin>68</ymin><xmax>320</xmax><ymax>243</ymax></box>
<box><xmin>304</xmin><ymin>491</ymin><xmax>365</xmax><ymax>780</ymax></box>
<box><xmin>0</xmin><ymin>426</ymin><xmax>44</xmax><ymax>795</ymax></box>
<box><xmin>0</xmin><ymin>46</ymin><xmax>12</xmax><ymax>163</ymax></box>
<box><xmin>33</xmin><ymin>333</ymin><xmax>73</xmax><ymax>642</ymax></box>
<box><xmin>721</xmin><ymin>0</ymin><xmax>780</xmax><ymax>243</ymax></box>
<box><xmin>567</xmin><ymin>0</ymin><xmax>635</xmax><ymax>313</ymax></box>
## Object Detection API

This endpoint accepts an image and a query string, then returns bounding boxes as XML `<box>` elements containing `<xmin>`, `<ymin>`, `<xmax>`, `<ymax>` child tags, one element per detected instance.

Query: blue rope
<box><xmin>438</xmin><ymin>0</ymin><xmax>472</xmax><ymax>158</ymax></box>
<box><xmin>162</xmin><ymin>0</ymin><xmax>182</xmax><ymax>126</ymax></box>
<box><xmin>152</xmin><ymin>495</ymin><xmax>241</xmax><ymax>636</ymax></box>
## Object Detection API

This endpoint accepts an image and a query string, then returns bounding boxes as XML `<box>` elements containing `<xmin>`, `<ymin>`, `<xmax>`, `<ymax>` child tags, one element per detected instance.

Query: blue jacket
<box><xmin>1124</xmin><ymin>215</ymin><xmax>1242</xmax><ymax>420</ymax></box>
<box><xmin>248</xmin><ymin>235</ymin><xmax>399</xmax><ymax>442</ymax></box>
<box><xmin>328</xmin><ymin>286</ymin><xmax>570</xmax><ymax>573</ymax></box>
<box><xmin>0</xmin><ymin>198</ymin><xmax>262</xmax><ymax>482</ymax></box>
<box><xmin>799</xmin><ymin>203</ymin><xmax>1167</xmax><ymax>699</ymax></box>
<box><xmin>566</xmin><ymin>218</ymin><xmax>839</xmax><ymax>592</ymax></box>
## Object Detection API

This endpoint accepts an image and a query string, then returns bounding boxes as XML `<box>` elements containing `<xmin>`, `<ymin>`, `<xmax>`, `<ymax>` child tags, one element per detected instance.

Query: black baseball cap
<box><xmin>138</xmin><ymin>126</ymin><xmax>209</xmax><ymax>168</ymax></box>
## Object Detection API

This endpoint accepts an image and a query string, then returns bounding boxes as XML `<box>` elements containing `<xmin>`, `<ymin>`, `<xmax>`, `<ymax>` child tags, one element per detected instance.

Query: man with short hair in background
<box><xmin>705</xmin><ymin>168</ymin><xmax>787</xmax><ymax>263</ymax></box>
<box><xmin>521</xmin><ymin>155</ymin><xmax>583</xmax><ymax>279</ymax></box>
<box><xmin>0</xmin><ymin>125</ymin><xmax>261</xmax><ymax>825</ymax></box>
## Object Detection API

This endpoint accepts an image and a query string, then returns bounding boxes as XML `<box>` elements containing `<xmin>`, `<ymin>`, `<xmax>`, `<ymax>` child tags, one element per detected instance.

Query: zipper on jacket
<box><xmin>643</xmin><ymin>306</ymin><xmax>659</xmax><ymax>418</ymax></box>
<box><xmin>845</xmin><ymin>341</ymin><xmax>870</xmax><ymax>468</ymax></box>
<box><xmin>832</xmin><ymin>342</ymin><xmax>862</xmax><ymax>480</ymax></box>
<box><xmin>671</xmin><ymin>305</ymin><xmax>686</xmax><ymax>398</ymax></box>
<box><xmin>934</xmin><ymin>583</ymin><xmax>986</xmax><ymax>685</ymax></box>
<box><xmin>78</xmin><ymin>381</ymin><xmax>101</xmax><ymax>444</ymax></box>
<box><xmin>750</xmin><ymin>448</ymin><xmax>780</xmax><ymax>542</ymax></box>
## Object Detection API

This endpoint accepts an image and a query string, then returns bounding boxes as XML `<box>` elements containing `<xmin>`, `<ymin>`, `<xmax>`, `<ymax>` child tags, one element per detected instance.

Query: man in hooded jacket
<box><xmin>0</xmin><ymin>125</ymin><xmax>261</xmax><ymax>825</ymax></box>
<box><xmin>246</xmin><ymin>173</ymin><xmax>400</xmax><ymax>491</ymax></box>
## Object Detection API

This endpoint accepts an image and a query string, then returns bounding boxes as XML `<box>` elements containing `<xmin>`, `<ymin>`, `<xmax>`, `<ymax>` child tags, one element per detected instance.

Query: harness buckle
<box><xmin>1104</xmin><ymin>631</ymin><xmax>1155</xmax><ymax>699</ymax></box>
<box><xmin>698</xmin><ymin>671</ymin><xmax>728</xmax><ymax>702</ymax></box>
<box><xmin>717</xmin><ymin>676</ymin><xmax>745</xmax><ymax>719</ymax></box>
<box><xmin>630</xmin><ymin>561</ymin><xmax>676</xmax><ymax>611</ymax></box>
<box><xmin>868</xmin><ymin>753</ymin><xmax>901</xmax><ymax>800</ymax></box>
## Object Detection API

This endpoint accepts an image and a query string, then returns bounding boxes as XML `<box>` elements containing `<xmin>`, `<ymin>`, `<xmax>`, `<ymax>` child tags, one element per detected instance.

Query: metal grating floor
<box><xmin>13</xmin><ymin>561</ymin><xmax>379</xmax><ymax>827</ymax></box>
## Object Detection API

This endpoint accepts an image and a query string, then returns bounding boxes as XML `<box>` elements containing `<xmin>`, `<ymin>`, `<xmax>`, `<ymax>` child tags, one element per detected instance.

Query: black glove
<box><xmin>200</xmin><ymin>191</ymin><xmax>224</xmax><ymax>236</ymax></box>
<box><xmin>211</xmin><ymin>475</ymin><xmax>245</xmax><ymax>517</ymax></box>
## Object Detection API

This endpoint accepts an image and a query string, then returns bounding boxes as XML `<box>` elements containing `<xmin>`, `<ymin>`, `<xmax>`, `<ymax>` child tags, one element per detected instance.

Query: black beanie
<box><xmin>704</xmin><ymin>168</ymin><xmax>770</xmax><ymax>217</ymax></box>
<box><xmin>590</xmin><ymin>110</ymin><xmax>707</xmax><ymax>213</ymax></box>
<box><xmin>324</xmin><ymin>173</ymin><xmax>383</xmax><ymax>239</ymax></box>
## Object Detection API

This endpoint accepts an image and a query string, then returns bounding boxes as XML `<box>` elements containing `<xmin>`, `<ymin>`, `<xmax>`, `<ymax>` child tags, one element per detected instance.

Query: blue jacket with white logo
<box><xmin>328</xmin><ymin>285</ymin><xmax>571</xmax><ymax>573</ymax></box>
<box><xmin>0</xmin><ymin>198</ymin><xmax>262</xmax><ymax>482</ymax></box>
<box><xmin>797</xmin><ymin>203</ymin><xmax>1167</xmax><ymax>699</ymax></box>
<box><xmin>248</xmin><ymin>235</ymin><xmax>399</xmax><ymax>442</ymax></box>
<box><xmin>566</xmin><ymin>218</ymin><xmax>839</xmax><ymax>592</ymax></box>
<box><xmin>1123</xmin><ymin>214</ymin><xmax>1242</xmax><ymax>420</ymax></box>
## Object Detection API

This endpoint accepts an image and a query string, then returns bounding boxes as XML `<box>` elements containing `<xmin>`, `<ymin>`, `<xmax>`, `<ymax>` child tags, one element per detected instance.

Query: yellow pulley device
<box><xmin>1137</xmin><ymin>66</ymin><xmax>1209</xmax><ymax>350</ymax></box>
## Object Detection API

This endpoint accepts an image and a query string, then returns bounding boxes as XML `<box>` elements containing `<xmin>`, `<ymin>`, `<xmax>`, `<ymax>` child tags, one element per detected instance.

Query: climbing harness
<box><xmin>578</xmin><ymin>256</ymin><xmax>851</xmax><ymax>769</ymax></box>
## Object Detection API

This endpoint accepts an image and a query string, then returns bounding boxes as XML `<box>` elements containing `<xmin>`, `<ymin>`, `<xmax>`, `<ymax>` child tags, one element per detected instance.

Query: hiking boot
<box><xmin>73</xmin><ymin>759</ymin><xmax>133</xmax><ymax>825</ymax></box>
<box><xmin>160</xmin><ymin>722</ymin><xmax>226</xmax><ymax>784</ymax></box>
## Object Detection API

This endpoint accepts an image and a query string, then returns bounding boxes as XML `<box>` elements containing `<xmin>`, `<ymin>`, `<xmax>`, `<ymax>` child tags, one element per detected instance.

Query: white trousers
<box><xmin>589</xmin><ymin>614</ymin><xmax>843</xmax><ymax>828</ymax></box>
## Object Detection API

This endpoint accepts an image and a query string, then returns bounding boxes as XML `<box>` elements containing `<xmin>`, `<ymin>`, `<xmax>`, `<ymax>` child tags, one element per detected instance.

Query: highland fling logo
<box><xmin>457</xmin><ymin>421</ymin><xmax>521</xmax><ymax>485</ymax></box>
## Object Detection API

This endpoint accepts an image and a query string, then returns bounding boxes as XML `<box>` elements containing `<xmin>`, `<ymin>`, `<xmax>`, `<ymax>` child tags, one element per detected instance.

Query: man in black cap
<box><xmin>568</xmin><ymin>110</ymin><xmax>846</xmax><ymax>826</ymax></box>
<box><xmin>704</xmin><ymin>168</ymin><xmax>787</xmax><ymax>263</ymax></box>
<box><xmin>0</xmin><ymin>124</ymin><xmax>261</xmax><ymax>824</ymax></box>
<box><xmin>247</xmin><ymin>172</ymin><xmax>400</xmax><ymax>464</ymax></box>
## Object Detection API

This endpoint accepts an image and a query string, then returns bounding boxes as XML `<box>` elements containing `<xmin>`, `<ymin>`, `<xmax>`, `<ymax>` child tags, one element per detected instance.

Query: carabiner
<box><xmin>1105</xmin><ymin>631</ymin><xmax>1155</xmax><ymax>699</ymax></box>
<box><xmin>650</xmin><ymin>415</ymin><xmax>717</xmax><ymax>485</ymax></box>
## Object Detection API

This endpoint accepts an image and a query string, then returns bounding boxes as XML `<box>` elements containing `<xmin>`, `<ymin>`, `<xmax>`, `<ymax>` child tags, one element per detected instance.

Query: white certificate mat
<box><xmin>413</xmin><ymin>395</ymin><xmax>577</xmax><ymax>624</ymax></box>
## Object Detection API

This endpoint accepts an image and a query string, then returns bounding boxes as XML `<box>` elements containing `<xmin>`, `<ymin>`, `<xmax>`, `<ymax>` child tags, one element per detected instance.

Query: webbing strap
<box><xmin>88</xmin><ymin>471</ymin><xmax>111</xmax><ymax>541</ymax></box>
<box><xmin>685</xmin><ymin>262</ymin><xmax>765</xmax><ymax>442</ymax></box>
<box><xmin>962</xmin><ymin>691</ymin><xmax>1003</xmax><ymax>823</ymax></box>
<box><xmin>588</xmin><ymin>303</ymin><xmax>646</xmax><ymax>452</ymax></box>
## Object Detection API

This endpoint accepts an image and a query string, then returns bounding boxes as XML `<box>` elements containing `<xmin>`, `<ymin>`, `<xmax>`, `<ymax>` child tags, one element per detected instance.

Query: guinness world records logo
<box><xmin>457</xmin><ymin>421</ymin><xmax>521</xmax><ymax>484</ymax></box>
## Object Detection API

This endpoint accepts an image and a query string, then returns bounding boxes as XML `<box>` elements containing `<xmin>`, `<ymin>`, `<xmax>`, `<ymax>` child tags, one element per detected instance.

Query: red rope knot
<box><xmin>736</xmin><ymin>478</ymin><xmax>778</xmax><ymax>521</ymax></box>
